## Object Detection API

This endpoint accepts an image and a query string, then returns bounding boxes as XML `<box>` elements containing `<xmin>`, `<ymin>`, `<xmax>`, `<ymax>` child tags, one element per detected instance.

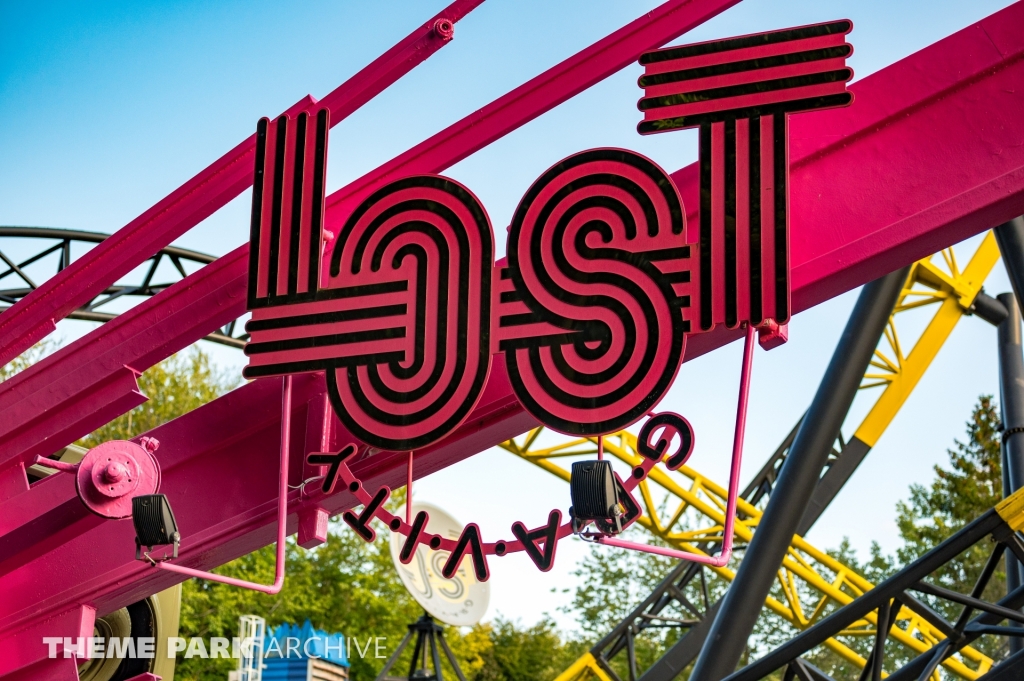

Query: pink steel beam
<box><xmin>0</xmin><ymin>248</ymin><xmax>247</xmax><ymax>473</ymax></box>
<box><xmin>154</xmin><ymin>376</ymin><xmax>292</xmax><ymax>593</ymax></box>
<box><xmin>0</xmin><ymin>0</ymin><xmax>744</xmax><ymax>477</ymax></box>
<box><xmin>3</xmin><ymin>0</ymin><xmax>1023</xmax><ymax>490</ymax></box>
<box><xmin>0</xmin><ymin>368</ymin><xmax>536</xmax><ymax>678</ymax></box>
<box><xmin>320</xmin><ymin>0</ymin><xmax>745</xmax><ymax>229</ymax></box>
<box><xmin>0</xmin><ymin>0</ymin><xmax>484</xmax><ymax>370</ymax></box>
<box><xmin>593</xmin><ymin>323</ymin><xmax>757</xmax><ymax>566</ymax></box>
<box><xmin>3</xmin><ymin>6</ymin><xmax>1024</xmax><ymax>674</ymax></box>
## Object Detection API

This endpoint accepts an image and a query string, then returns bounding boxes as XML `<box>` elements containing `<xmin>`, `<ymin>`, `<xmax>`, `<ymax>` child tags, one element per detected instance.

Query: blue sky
<box><xmin>1</xmin><ymin>0</ymin><xmax>1019</xmax><ymax>632</ymax></box>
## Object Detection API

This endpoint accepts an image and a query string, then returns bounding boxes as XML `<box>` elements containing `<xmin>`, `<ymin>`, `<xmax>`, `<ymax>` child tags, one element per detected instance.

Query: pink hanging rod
<box><xmin>154</xmin><ymin>375</ymin><xmax>293</xmax><ymax>594</ymax></box>
<box><xmin>592</xmin><ymin>323</ymin><xmax>757</xmax><ymax>568</ymax></box>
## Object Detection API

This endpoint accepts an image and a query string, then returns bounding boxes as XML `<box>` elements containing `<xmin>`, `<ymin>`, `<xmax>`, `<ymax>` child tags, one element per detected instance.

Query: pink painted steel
<box><xmin>0</xmin><ymin>605</ymin><xmax>95</xmax><ymax>680</ymax></box>
<box><xmin>0</xmin><ymin>250</ymin><xmax>243</xmax><ymax>475</ymax></box>
<box><xmin>6</xmin><ymin>657</ymin><xmax>81</xmax><ymax>681</ymax></box>
<box><xmin>4</xmin><ymin>4</ymin><xmax>1024</xmax><ymax>666</ymax></box>
<box><xmin>0</xmin><ymin>368</ymin><xmax>535</xmax><ymax>650</ymax></box>
<box><xmin>155</xmin><ymin>376</ymin><xmax>292</xmax><ymax>593</ymax></box>
<box><xmin>640</xmin><ymin>20</ymin><xmax>854</xmax><ymax>334</ymax></box>
<box><xmin>594</xmin><ymin>323</ymin><xmax>755</xmax><ymax>566</ymax></box>
<box><xmin>297</xmin><ymin>506</ymin><xmax>330</xmax><ymax>549</ymax></box>
<box><xmin>500</xmin><ymin>149</ymin><xmax>690</xmax><ymax>437</ymax></box>
<box><xmin>0</xmin><ymin>0</ymin><xmax>745</xmax><ymax>478</ymax></box>
<box><xmin>30</xmin><ymin>438</ymin><xmax>160</xmax><ymax>519</ymax></box>
<box><xmin>0</xmin><ymin>0</ymin><xmax>485</xmax><ymax>369</ymax></box>
<box><xmin>406</xmin><ymin>451</ymin><xmax>413</xmax><ymax>525</ymax></box>
<box><xmin>321</xmin><ymin>0</ymin><xmax>745</xmax><ymax>230</ymax></box>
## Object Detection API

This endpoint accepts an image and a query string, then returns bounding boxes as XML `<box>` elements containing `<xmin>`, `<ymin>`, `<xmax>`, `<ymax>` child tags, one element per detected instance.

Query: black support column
<box><xmin>995</xmin><ymin>217</ymin><xmax>1024</xmax><ymax>312</ymax></box>
<box><xmin>1000</xmin><ymin>294</ymin><xmax>1024</xmax><ymax>653</ymax></box>
<box><xmin>688</xmin><ymin>266</ymin><xmax>909</xmax><ymax>681</ymax></box>
<box><xmin>995</xmin><ymin>217</ymin><xmax>1024</xmax><ymax>655</ymax></box>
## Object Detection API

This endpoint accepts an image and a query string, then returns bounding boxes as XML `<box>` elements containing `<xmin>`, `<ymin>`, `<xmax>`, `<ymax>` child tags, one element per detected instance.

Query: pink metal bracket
<box><xmin>151</xmin><ymin>376</ymin><xmax>293</xmax><ymax>594</ymax></box>
<box><xmin>32</xmin><ymin>437</ymin><xmax>161</xmax><ymax>519</ymax></box>
<box><xmin>589</xmin><ymin>323</ymin><xmax>756</xmax><ymax>567</ymax></box>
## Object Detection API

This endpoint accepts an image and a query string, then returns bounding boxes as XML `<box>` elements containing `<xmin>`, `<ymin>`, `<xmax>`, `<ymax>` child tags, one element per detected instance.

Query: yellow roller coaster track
<box><xmin>501</xmin><ymin>232</ymin><xmax>1001</xmax><ymax>681</ymax></box>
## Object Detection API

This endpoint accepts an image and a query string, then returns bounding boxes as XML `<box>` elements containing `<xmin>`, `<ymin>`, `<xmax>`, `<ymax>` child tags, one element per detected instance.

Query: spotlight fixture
<box><xmin>569</xmin><ymin>460</ymin><xmax>624</xmax><ymax>535</ymax></box>
<box><xmin>132</xmin><ymin>494</ymin><xmax>180</xmax><ymax>561</ymax></box>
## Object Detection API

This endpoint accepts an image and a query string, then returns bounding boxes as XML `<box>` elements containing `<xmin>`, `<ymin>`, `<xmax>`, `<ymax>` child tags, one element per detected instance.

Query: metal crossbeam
<box><xmin>0</xmin><ymin>227</ymin><xmax>247</xmax><ymax>347</ymax></box>
<box><xmin>721</xmin><ymin>491</ymin><xmax>1024</xmax><ymax>681</ymax></box>
<box><xmin>507</xmin><ymin>228</ymin><xmax>1003</xmax><ymax>681</ymax></box>
<box><xmin>752</xmin><ymin>232</ymin><xmax>1001</xmax><ymax>530</ymax></box>
<box><xmin>505</xmin><ymin>429</ymin><xmax>995</xmax><ymax>681</ymax></box>
<box><xmin>3</xmin><ymin>6</ymin><xmax>1024</xmax><ymax>678</ymax></box>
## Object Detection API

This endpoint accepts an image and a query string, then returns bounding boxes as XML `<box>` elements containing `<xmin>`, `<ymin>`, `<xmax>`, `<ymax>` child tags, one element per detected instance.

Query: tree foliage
<box><xmin>566</xmin><ymin>524</ymin><xmax>739</xmax><ymax>678</ymax></box>
<box><xmin>176</xmin><ymin>521</ymin><xmax>425</xmax><ymax>681</ymax></box>
<box><xmin>473</xmin><ymin>617</ymin><xmax>587</xmax><ymax>681</ymax></box>
<box><xmin>80</xmin><ymin>347</ymin><xmax>239</xmax><ymax>444</ymax></box>
<box><xmin>17</xmin><ymin>339</ymin><xmax>1012</xmax><ymax>680</ymax></box>
<box><xmin>175</xmin><ymin>513</ymin><xmax>585</xmax><ymax>681</ymax></box>
<box><xmin>565</xmin><ymin>396</ymin><xmax>1013</xmax><ymax>680</ymax></box>
<box><xmin>894</xmin><ymin>395</ymin><xmax>1005</xmax><ymax>604</ymax></box>
<box><xmin>804</xmin><ymin>395</ymin><xmax>1009</xmax><ymax>676</ymax></box>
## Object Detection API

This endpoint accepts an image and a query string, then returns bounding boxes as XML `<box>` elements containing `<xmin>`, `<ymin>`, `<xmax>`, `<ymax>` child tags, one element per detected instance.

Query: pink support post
<box><xmin>0</xmin><ymin>0</ymin><xmax>486</xmax><ymax>369</ymax></box>
<box><xmin>3</xmin><ymin>5</ymin><xmax>1024</xmax><ymax>660</ymax></box>
<box><xmin>593</xmin><ymin>323</ymin><xmax>756</xmax><ymax>567</ymax></box>
<box><xmin>406</xmin><ymin>451</ymin><xmax>413</xmax><ymax>526</ymax></box>
<box><xmin>154</xmin><ymin>376</ymin><xmax>293</xmax><ymax>594</ymax></box>
<box><xmin>0</xmin><ymin>0</ymin><xmax>744</xmax><ymax>477</ymax></box>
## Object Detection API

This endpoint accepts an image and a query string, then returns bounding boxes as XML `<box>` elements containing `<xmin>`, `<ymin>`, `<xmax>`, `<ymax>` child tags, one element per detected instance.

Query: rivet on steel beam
<box><xmin>433</xmin><ymin>18</ymin><xmax>454</xmax><ymax>41</ymax></box>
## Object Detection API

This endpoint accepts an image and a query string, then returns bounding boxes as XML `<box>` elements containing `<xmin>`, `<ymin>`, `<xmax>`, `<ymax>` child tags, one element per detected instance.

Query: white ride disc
<box><xmin>389</xmin><ymin>502</ymin><xmax>490</xmax><ymax>626</ymax></box>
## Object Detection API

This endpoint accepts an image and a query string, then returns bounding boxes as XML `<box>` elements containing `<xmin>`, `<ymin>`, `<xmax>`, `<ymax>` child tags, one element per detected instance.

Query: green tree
<box><xmin>565</xmin><ymin>396</ymin><xmax>1012</xmax><ymax>681</ymax></box>
<box><xmin>893</xmin><ymin>395</ymin><xmax>1005</xmax><ymax>604</ymax></box>
<box><xmin>175</xmin><ymin>519</ymin><xmax>426</xmax><ymax>681</ymax></box>
<box><xmin>80</xmin><ymin>347</ymin><xmax>239</xmax><ymax>444</ymax></box>
<box><xmin>566</xmin><ymin>524</ymin><xmax>737</xmax><ymax>679</ymax></box>
<box><xmin>473</xmin><ymin>617</ymin><xmax>587</xmax><ymax>681</ymax></box>
<box><xmin>805</xmin><ymin>395</ymin><xmax>1009</xmax><ymax>676</ymax></box>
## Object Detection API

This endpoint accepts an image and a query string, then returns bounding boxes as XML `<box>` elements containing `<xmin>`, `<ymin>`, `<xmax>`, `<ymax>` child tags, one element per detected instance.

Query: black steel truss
<box><xmin>721</xmin><ymin>503</ymin><xmax>1024</xmax><ymax>681</ymax></box>
<box><xmin>578</xmin><ymin>265</ymin><xmax>992</xmax><ymax>681</ymax></box>
<box><xmin>0</xmin><ymin>226</ymin><xmax>247</xmax><ymax>348</ymax></box>
<box><xmin>575</xmin><ymin>415</ymin><xmax>871</xmax><ymax>681</ymax></box>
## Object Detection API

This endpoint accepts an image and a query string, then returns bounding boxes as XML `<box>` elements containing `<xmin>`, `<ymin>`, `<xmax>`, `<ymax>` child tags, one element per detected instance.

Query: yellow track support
<box><xmin>856</xmin><ymin>232</ymin><xmax>999</xmax><ymax>446</ymax></box>
<box><xmin>504</xmin><ymin>233</ymin><xmax>1002</xmax><ymax>681</ymax></box>
<box><xmin>506</xmin><ymin>430</ymin><xmax>993</xmax><ymax>680</ymax></box>
<box><xmin>555</xmin><ymin>652</ymin><xmax>616</xmax><ymax>681</ymax></box>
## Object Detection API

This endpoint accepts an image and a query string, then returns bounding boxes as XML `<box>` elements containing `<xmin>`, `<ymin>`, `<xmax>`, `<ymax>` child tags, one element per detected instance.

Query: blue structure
<box><xmin>262</xmin><ymin>620</ymin><xmax>349</xmax><ymax>680</ymax></box>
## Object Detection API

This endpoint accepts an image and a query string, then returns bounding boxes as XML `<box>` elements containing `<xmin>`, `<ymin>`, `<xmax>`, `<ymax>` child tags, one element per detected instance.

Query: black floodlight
<box><xmin>132</xmin><ymin>494</ymin><xmax>180</xmax><ymax>560</ymax></box>
<box><xmin>569</xmin><ymin>460</ymin><xmax>623</xmax><ymax>534</ymax></box>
